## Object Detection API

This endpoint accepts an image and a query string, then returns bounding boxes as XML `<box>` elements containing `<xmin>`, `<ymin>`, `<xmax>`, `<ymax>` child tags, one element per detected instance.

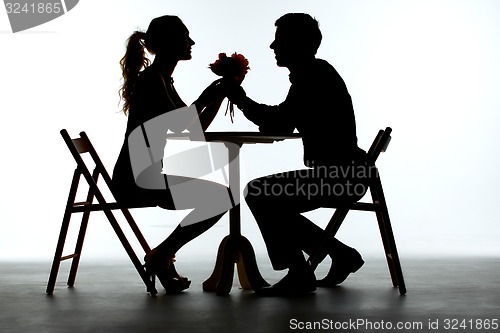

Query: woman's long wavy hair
<box><xmin>119</xmin><ymin>15</ymin><xmax>184</xmax><ymax>115</ymax></box>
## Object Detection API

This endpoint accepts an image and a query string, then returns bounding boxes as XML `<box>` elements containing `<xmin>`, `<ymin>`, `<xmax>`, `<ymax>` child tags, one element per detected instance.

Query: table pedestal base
<box><xmin>202</xmin><ymin>235</ymin><xmax>270</xmax><ymax>295</ymax></box>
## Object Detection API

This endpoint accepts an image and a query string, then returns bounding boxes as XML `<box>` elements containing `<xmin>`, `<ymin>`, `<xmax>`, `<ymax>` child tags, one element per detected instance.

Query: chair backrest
<box><xmin>366</xmin><ymin>127</ymin><xmax>392</xmax><ymax>165</ymax></box>
<box><xmin>60</xmin><ymin>129</ymin><xmax>115</xmax><ymax>201</ymax></box>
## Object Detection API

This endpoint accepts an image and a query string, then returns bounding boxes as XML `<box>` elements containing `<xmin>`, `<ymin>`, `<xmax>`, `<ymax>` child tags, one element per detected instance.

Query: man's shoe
<box><xmin>255</xmin><ymin>269</ymin><xmax>316</xmax><ymax>297</ymax></box>
<box><xmin>316</xmin><ymin>248</ymin><xmax>364</xmax><ymax>287</ymax></box>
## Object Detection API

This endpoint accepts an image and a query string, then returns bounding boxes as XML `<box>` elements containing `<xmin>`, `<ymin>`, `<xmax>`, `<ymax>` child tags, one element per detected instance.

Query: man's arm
<box><xmin>228</xmin><ymin>86</ymin><xmax>295</xmax><ymax>133</ymax></box>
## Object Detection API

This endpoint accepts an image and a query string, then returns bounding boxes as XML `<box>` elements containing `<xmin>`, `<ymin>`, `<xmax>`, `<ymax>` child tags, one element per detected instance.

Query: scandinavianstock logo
<box><xmin>4</xmin><ymin>0</ymin><xmax>79</xmax><ymax>33</ymax></box>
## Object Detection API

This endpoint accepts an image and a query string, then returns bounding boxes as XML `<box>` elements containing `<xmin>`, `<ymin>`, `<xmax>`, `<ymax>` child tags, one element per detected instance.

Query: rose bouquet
<box><xmin>209</xmin><ymin>52</ymin><xmax>250</xmax><ymax>122</ymax></box>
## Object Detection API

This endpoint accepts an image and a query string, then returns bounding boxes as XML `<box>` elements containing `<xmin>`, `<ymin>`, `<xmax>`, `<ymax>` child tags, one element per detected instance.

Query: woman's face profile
<box><xmin>161</xmin><ymin>22</ymin><xmax>195</xmax><ymax>61</ymax></box>
<box><xmin>177</xmin><ymin>28</ymin><xmax>195</xmax><ymax>60</ymax></box>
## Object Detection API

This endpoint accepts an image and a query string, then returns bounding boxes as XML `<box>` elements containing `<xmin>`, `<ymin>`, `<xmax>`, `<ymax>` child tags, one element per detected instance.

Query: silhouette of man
<box><xmin>228</xmin><ymin>13</ymin><xmax>369</xmax><ymax>296</ymax></box>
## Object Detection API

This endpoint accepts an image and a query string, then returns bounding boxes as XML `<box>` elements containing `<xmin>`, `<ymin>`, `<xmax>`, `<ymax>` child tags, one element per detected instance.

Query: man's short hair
<box><xmin>275</xmin><ymin>13</ymin><xmax>322</xmax><ymax>55</ymax></box>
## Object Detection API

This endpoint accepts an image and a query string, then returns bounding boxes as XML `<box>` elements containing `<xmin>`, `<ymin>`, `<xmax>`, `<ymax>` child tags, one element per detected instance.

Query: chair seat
<box><xmin>71</xmin><ymin>201</ymin><xmax>156</xmax><ymax>213</ymax></box>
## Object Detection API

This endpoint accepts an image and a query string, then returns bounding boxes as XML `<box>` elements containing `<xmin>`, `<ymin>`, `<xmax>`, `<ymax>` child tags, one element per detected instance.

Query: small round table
<box><xmin>167</xmin><ymin>131</ymin><xmax>301</xmax><ymax>295</ymax></box>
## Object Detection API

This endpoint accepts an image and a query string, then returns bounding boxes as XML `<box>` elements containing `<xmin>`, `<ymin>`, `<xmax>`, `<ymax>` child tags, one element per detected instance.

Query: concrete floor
<box><xmin>1</xmin><ymin>256</ymin><xmax>499</xmax><ymax>333</ymax></box>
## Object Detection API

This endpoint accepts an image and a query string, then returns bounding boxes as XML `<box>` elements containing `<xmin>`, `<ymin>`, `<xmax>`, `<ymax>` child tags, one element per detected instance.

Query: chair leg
<box><xmin>372</xmin><ymin>177</ymin><xmax>406</xmax><ymax>295</ymax></box>
<box><xmin>121</xmin><ymin>208</ymin><xmax>151</xmax><ymax>254</ymax></box>
<box><xmin>46</xmin><ymin>212</ymin><xmax>73</xmax><ymax>295</ymax></box>
<box><xmin>101</xmin><ymin>208</ymin><xmax>157</xmax><ymax>295</ymax></box>
<box><xmin>46</xmin><ymin>170</ymin><xmax>81</xmax><ymax>295</ymax></box>
<box><xmin>67</xmin><ymin>169</ymin><xmax>100</xmax><ymax>287</ymax></box>
<box><xmin>308</xmin><ymin>207</ymin><xmax>349</xmax><ymax>270</ymax></box>
<box><xmin>66</xmin><ymin>210</ymin><xmax>90</xmax><ymax>287</ymax></box>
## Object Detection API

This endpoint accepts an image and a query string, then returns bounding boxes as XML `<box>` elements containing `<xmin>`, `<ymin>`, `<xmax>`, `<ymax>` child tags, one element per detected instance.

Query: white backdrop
<box><xmin>1</xmin><ymin>0</ymin><xmax>499</xmax><ymax>263</ymax></box>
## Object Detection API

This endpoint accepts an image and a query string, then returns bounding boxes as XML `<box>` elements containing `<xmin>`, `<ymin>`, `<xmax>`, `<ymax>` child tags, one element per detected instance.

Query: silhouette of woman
<box><xmin>112</xmin><ymin>15</ymin><xmax>231</xmax><ymax>294</ymax></box>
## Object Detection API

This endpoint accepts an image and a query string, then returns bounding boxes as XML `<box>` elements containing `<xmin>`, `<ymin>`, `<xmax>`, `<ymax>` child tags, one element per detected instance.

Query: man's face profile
<box><xmin>270</xmin><ymin>28</ymin><xmax>297</xmax><ymax>68</ymax></box>
<box><xmin>269</xmin><ymin>27</ymin><xmax>303</xmax><ymax>68</ymax></box>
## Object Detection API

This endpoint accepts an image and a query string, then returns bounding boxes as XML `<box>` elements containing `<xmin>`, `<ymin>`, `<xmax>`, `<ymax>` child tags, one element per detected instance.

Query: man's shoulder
<box><xmin>290</xmin><ymin>58</ymin><xmax>344</xmax><ymax>87</ymax></box>
<box><xmin>310</xmin><ymin>58</ymin><xmax>347</xmax><ymax>90</ymax></box>
<box><xmin>313</xmin><ymin>58</ymin><xmax>338</xmax><ymax>75</ymax></box>
<box><xmin>314</xmin><ymin>58</ymin><xmax>332</xmax><ymax>67</ymax></box>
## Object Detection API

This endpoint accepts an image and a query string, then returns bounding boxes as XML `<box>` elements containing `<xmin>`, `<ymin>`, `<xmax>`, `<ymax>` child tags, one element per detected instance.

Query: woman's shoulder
<box><xmin>137</xmin><ymin>66</ymin><xmax>161</xmax><ymax>83</ymax></box>
<box><xmin>132</xmin><ymin>66</ymin><xmax>165</xmax><ymax>97</ymax></box>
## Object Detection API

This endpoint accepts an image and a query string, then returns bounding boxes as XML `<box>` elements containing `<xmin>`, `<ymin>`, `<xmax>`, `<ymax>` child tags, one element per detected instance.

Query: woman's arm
<box><xmin>197</xmin><ymin>95</ymin><xmax>225</xmax><ymax>131</ymax></box>
<box><xmin>189</xmin><ymin>79</ymin><xmax>226</xmax><ymax>131</ymax></box>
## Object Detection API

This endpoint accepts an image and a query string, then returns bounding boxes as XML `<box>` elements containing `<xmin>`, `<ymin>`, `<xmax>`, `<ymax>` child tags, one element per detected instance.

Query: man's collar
<box><xmin>288</xmin><ymin>58</ymin><xmax>318</xmax><ymax>83</ymax></box>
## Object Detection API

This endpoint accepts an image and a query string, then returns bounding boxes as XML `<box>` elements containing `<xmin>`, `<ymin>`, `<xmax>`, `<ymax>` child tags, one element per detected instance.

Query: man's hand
<box><xmin>226</xmin><ymin>83</ymin><xmax>247</xmax><ymax>106</ymax></box>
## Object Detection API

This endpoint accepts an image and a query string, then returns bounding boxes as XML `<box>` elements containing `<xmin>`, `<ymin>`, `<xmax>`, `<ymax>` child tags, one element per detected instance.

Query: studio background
<box><xmin>1</xmin><ymin>0</ymin><xmax>499</xmax><ymax>266</ymax></box>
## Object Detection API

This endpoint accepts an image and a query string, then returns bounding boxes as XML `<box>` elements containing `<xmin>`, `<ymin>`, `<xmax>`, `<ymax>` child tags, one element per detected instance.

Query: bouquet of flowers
<box><xmin>209</xmin><ymin>52</ymin><xmax>250</xmax><ymax>122</ymax></box>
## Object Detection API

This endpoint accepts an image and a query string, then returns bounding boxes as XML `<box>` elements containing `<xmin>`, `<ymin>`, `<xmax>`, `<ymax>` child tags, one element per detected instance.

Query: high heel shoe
<box><xmin>144</xmin><ymin>249</ymin><xmax>191</xmax><ymax>294</ymax></box>
<box><xmin>316</xmin><ymin>248</ymin><xmax>364</xmax><ymax>287</ymax></box>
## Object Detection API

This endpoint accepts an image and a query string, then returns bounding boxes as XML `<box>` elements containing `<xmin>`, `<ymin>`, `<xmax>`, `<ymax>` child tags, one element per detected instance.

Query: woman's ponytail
<box><xmin>119</xmin><ymin>31</ymin><xmax>149</xmax><ymax>115</ymax></box>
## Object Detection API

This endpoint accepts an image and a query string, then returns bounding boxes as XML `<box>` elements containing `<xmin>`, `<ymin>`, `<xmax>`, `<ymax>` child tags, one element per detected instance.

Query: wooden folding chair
<box><xmin>307</xmin><ymin>127</ymin><xmax>406</xmax><ymax>295</ymax></box>
<box><xmin>46</xmin><ymin>129</ymin><xmax>158</xmax><ymax>295</ymax></box>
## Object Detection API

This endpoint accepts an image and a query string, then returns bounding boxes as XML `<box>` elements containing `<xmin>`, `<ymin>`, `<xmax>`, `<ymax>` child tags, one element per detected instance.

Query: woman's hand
<box><xmin>194</xmin><ymin>79</ymin><xmax>225</xmax><ymax>110</ymax></box>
